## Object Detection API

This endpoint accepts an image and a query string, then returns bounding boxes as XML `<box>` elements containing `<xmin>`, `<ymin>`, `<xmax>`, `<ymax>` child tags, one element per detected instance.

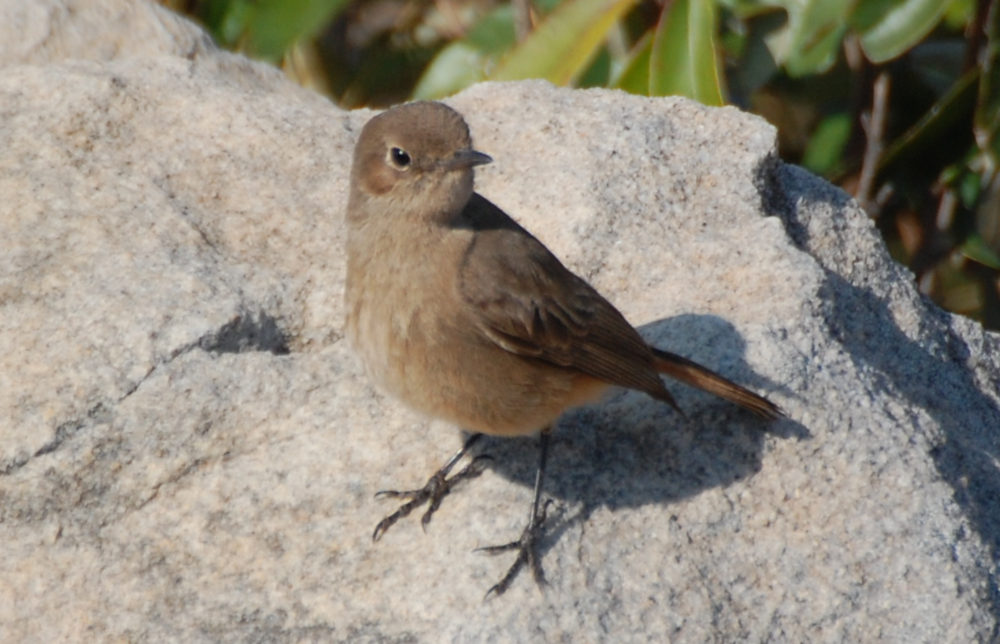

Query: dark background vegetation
<box><xmin>164</xmin><ymin>0</ymin><xmax>1000</xmax><ymax>330</ymax></box>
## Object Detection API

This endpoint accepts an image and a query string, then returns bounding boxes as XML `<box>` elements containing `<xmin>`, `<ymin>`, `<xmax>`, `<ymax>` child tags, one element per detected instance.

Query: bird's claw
<box><xmin>372</xmin><ymin>454</ymin><xmax>492</xmax><ymax>541</ymax></box>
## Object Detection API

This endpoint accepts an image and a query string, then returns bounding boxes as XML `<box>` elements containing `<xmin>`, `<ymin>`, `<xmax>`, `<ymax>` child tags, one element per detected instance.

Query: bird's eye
<box><xmin>389</xmin><ymin>147</ymin><xmax>411</xmax><ymax>168</ymax></box>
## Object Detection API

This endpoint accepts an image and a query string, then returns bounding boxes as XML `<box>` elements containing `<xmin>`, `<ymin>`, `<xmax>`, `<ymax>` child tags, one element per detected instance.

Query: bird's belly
<box><xmin>418</xmin><ymin>346</ymin><xmax>608</xmax><ymax>436</ymax></box>
<box><xmin>349</xmin><ymin>296</ymin><xmax>607</xmax><ymax>436</ymax></box>
<box><xmin>404</xmin><ymin>344</ymin><xmax>609</xmax><ymax>436</ymax></box>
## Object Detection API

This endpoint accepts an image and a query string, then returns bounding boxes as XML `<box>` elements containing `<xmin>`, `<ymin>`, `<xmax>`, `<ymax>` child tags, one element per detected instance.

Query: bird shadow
<box><xmin>473</xmin><ymin>313</ymin><xmax>809</xmax><ymax>559</ymax></box>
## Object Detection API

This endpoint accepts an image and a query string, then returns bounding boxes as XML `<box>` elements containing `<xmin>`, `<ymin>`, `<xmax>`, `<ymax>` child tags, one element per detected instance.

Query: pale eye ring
<box><xmin>389</xmin><ymin>146</ymin><xmax>411</xmax><ymax>168</ymax></box>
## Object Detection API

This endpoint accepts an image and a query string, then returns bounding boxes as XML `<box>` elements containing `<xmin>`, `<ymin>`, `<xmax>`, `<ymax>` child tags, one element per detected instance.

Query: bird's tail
<box><xmin>650</xmin><ymin>347</ymin><xmax>782</xmax><ymax>420</ymax></box>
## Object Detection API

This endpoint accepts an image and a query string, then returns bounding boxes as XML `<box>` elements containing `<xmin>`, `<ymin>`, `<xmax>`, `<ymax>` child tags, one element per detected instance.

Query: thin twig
<box><xmin>512</xmin><ymin>0</ymin><xmax>533</xmax><ymax>42</ymax></box>
<box><xmin>962</xmin><ymin>0</ymin><xmax>992</xmax><ymax>72</ymax></box>
<box><xmin>856</xmin><ymin>71</ymin><xmax>891</xmax><ymax>217</ymax></box>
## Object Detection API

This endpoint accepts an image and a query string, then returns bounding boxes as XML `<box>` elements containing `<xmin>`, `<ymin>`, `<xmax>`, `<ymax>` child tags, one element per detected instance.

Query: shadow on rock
<box><xmin>475</xmin><ymin>312</ymin><xmax>809</xmax><ymax>557</ymax></box>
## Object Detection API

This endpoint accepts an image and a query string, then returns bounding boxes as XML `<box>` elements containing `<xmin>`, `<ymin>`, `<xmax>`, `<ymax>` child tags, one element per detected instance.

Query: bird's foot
<box><xmin>478</xmin><ymin>499</ymin><xmax>553</xmax><ymax>597</ymax></box>
<box><xmin>372</xmin><ymin>454</ymin><xmax>491</xmax><ymax>541</ymax></box>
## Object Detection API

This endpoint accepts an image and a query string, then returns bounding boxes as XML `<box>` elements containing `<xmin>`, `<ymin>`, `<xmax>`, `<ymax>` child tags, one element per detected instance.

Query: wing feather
<box><xmin>456</xmin><ymin>194</ymin><xmax>676</xmax><ymax>407</ymax></box>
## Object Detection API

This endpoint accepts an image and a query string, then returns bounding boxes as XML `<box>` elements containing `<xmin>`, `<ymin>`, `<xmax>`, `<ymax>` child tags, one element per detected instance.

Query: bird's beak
<box><xmin>445</xmin><ymin>149</ymin><xmax>492</xmax><ymax>170</ymax></box>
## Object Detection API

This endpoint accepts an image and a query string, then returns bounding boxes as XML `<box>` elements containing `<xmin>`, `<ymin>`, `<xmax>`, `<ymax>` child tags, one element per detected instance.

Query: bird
<box><xmin>344</xmin><ymin>100</ymin><xmax>781</xmax><ymax>596</ymax></box>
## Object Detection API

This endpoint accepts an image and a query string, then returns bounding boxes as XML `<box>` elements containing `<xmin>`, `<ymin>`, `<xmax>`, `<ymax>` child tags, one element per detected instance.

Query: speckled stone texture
<box><xmin>1</xmin><ymin>1</ymin><xmax>998</xmax><ymax>642</ymax></box>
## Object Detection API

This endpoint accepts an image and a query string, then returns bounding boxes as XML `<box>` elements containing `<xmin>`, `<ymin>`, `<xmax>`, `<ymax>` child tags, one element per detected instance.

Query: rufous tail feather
<box><xmin>650</xmin><ymin>348</ymin><xmax>782</xmax><ymax>420</ymax></box>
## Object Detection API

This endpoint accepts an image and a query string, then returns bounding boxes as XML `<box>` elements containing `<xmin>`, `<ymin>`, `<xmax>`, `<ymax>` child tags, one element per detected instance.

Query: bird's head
<box><xmin>348</xmin><ymin>101</ymin><xmax>492</xmax><ymax>225</ymax></box>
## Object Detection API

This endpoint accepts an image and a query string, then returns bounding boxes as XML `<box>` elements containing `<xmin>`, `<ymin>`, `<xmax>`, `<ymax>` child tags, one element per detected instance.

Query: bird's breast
<box><xmin>345</xmin><ymin>222</ymin><xmax>607</xmax><ymax>436</ymax></box>
<box><xmin>345</xmin><ymin>223</ymin><xmax>469</xmax><ymax>392</ymax></box>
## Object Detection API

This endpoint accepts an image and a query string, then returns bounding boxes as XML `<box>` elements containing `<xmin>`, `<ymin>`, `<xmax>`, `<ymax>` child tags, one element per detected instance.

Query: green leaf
<box><xmin>958</xmin><ymin>164</ymin><xmax>982</xmax><ymax>207</ymax></box>
<box><xmin>411</xmin><ymin>6</ymin><xmax>517</xmax><ymax>100</ymax></box>
<box><xmin>578</xmin><ymin>46</ymin><xmax>613</xmax><ymax>88</ymax></box>
<box><xmin>763</xmin><ymin>0</ymin><xmax>851</xmax><ymax>76</ymax></box>
<box><xmin>208</xmin><ymin>0</ymin><xmax>254</xmax><ymax>47</ymax></box>
<box><xmin>649</xmin><ymin>0</ymin><xmax>724</xmax><ymax>105</ymax></box>
<box><xmin>464</xmin><ymin>4</ymin><xmax>519</xmax><ymax>54</ymax></box>
<box><xmin>802</xmin><ymin>112</ymin><xmax>852</xmax><ymax>175</ymax></box>
<box><xmin>943</xmin><ymin>0</ymin><xmax>975</xmax><ymax>29</ymax></box>
<box><xmin>489</xmin><ymin>0</ymin><xmax>639</xmax><ymax>85</ymax></box>
<box><xmin>246</xmin><ymin>0</ymin><xmax>349</xmax><ymax>62</ymax></box>
<box><xmin>853</xmin><ymin>0</ymin><xmax>949</xmax><ymax>63</ymax></box>
<box><xmin>412</xmin><ymin>43</ymin><xmax>491</xmax><ymax>100</ymax></box>
<box><xmin>613</xmin><ymin>32</ymin><xmax>652</xmax><ymax>94</ymax></box>
<box><xmin>960</xmin><ymin>233</ymin><xmax>1000</xmax><ymax>269</ymax></box>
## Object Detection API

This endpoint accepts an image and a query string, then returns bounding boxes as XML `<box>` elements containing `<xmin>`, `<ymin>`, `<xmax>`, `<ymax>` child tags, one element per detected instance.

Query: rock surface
<box><xmin>1</xmin><ymin>1</ymin><xmax>998</xmax><ymax>642</ymax></box>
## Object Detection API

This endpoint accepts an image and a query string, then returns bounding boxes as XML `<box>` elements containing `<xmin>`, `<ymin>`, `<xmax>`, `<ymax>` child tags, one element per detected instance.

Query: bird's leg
<box><xmin>372</xmin><ymin>432</ymin><xmax>489</xmax><ymax>541</ymax></box>
<box><xmin>478</xmin><ymin>428</ymin><xmax>553</xmax><ymax>597</ymax></box>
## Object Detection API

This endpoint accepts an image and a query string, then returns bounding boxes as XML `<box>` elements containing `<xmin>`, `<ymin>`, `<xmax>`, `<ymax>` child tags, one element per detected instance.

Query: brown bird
<box><xmin>345</xmin><ymin>101</ymin><xmax>781</xmax><ymax>596</ymax></box>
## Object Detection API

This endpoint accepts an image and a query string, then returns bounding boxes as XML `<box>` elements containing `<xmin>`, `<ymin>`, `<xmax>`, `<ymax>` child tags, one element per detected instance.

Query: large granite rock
<box><xmin>1</xmin><ymin>1</ymin><xmax>998</xmax><ymax>641</ymax></box>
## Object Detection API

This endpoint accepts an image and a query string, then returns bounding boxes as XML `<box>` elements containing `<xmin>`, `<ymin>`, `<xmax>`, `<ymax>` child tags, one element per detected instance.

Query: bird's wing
<box><xmin>456</xmin><ymin>194</ymin><xmax>674</xmax><ymax>404</ymax></box>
